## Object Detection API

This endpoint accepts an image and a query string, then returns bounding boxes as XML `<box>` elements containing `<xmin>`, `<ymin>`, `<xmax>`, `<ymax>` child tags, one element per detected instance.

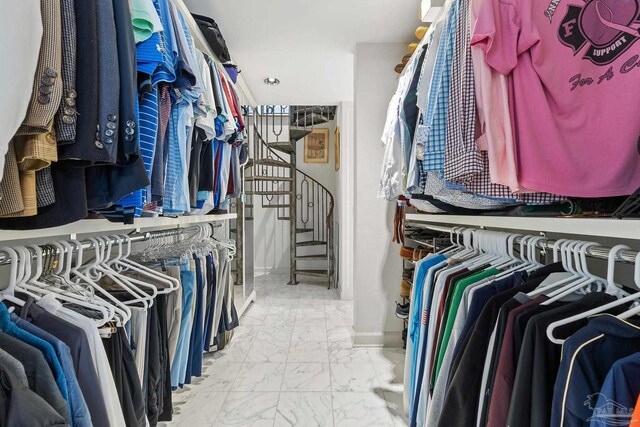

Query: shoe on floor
<box><xmin>400</xmin><ymin>278</ymin><xmax>412</xmax><ymax>299</ymax></box>
<box><xmin>396</xmin><ymin>302</ymin><xmax>410</xmax><ymax>319</ymax></box>
<box><xmin>400</xmin><ymin>246</ymin><xmax>414</xmax><ymax>260</ymax></box>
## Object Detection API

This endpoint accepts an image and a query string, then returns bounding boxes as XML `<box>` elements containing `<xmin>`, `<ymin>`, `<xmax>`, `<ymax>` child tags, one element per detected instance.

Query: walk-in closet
<box><xmin>1</xmin><ymin>0</ymin><xmax>639</xmax><ymax>426</ymax></box>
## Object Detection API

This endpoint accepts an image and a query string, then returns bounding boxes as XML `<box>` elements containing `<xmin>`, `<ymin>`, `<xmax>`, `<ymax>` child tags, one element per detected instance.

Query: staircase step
<box><xmin>295</xmin><ymin>269</ymin><xmax>330</xmax><ymax>278</ymax></box>
<box><xmin>296</xmin><ymin>254</ymin><xmax>328</xmax><ymax>260</ymax></box>
<box><xmin>263</xmin><ymin>203</ymin><xmax>291</xmax><ymax>208</ymax></box>
<box><xmin>291</xmin><ymin>112</ymin><xmax>330</xmax><ymax>127</ymax></box>
<box><xmin>296</xmin><ymin>240</ymin><xmax>327</xmax><ymax>247</ymax></box>
<box><xmin>296</xmin><ymin>228</ymin><xmax>314</xmax><ymax>233</ymax></box>
<box><xmin>268</xmin><ymin>143</ymin><xmax>295</xmax><ymax>154</ymax></box>
<box><xmin>246</xmin><ymin>190</ymin><xmax>291</xmax><ymax>196</ymax></box>
<box><xmin>289</xmin><ymin>127</ymin><xmax>312</xmax><ymax>142</ymax></box>
<box><xmin>246</xmin><ymin>176</ymin><xmax>294</xmax><ymax>182</ymax></box>
<box><xmin>247</xmin><ymin>159</ymin><xmax>291</xmax><ymax>168</ymax></box>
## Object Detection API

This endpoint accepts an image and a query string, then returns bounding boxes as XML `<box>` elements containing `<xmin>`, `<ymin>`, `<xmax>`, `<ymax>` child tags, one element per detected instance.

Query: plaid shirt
<box><xmin>420</xmin><ymin>0</ymin><xmax>460</xmax><ymax>174</ymax></box>
<box><xmin>444</xmin><ymin>0</ymin><xmax>483</xmax><ymax>183</ymax></box>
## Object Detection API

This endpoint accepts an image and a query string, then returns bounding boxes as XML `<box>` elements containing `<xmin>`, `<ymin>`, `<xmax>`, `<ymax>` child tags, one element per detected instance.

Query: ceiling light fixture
<box><xmin>263</xmin><ymin>77</ymin><xmax>280</xmax><ymax>86</ymax></box>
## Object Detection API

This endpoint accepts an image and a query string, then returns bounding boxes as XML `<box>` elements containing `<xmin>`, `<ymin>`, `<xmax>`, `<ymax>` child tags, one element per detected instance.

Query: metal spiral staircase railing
<box><xmin>242</xmin><ymin>106</ymin><xmax>335</xmax><ymax>288</ymax></box>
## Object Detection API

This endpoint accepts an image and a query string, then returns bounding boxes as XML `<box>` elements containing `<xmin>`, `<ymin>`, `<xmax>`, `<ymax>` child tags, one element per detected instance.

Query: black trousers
<box><xmin>103</xmin><ymin>329</ymin><xmax>146</xmax><ymax>427</ymax></box>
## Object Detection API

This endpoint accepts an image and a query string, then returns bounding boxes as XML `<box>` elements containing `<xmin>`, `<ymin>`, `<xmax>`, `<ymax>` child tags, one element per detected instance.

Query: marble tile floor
<box><xmin>158</xmin><ymin>274</ymin><xmax>408</xmax><ymax>427</ymax></box>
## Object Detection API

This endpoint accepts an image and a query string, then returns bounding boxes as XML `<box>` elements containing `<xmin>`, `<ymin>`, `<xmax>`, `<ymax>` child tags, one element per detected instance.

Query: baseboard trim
<box><xmin>353</xmin><ymin>331</ymin><xmax>403</xmax><ymax>347</ymax></box>
<box><xmin>254</xmin><ymin>267</ymin><xmax>288</xmax><ymax>276</ymax></box>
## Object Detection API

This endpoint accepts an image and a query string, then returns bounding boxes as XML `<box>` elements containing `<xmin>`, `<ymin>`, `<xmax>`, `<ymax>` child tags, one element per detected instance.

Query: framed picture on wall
<box><xmin>334</xmin><ymin>126</ymin><xmax>340</xmax><ymax>171</ymax></box>
<box><xmin>304</xmin><ymin>128</ymin><xmax>330</xmax><ymax>163</ymax></box>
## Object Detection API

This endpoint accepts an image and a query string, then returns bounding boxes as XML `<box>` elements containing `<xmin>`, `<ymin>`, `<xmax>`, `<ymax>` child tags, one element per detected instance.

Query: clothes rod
<box><xmin>409</xmin><ymin>223</ymin><xmax>639</xmax><ymax>265</ymax></box>
<box><xmin>0</xmin><ymin>222</ymin><xmax>223</xmax><ymax>266</ymax></box>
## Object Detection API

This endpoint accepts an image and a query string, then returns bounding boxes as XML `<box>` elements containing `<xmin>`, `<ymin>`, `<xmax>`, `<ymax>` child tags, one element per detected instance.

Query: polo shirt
<box><xmin>409</xmin><ymin>259</ymin><xmax>449</xmax><ymax>426</ymax></box>
<box><xmin>551</xmin><ymin>315</ymin><xmax>640</xmax><ymax>427</ymax></box>
<box><xmin>405</xmin><ymin>254</ymin><xmax>446</xmax><ymax>412</ymax></box>
<box><xmin>437</xmin><ymin>262</ymin><xmax>565</xmax><ymax>427</ymax></box>
<box><xmin>423</xmin><ymin>269</ymin><xmax>509</xmax><ymax>427</ymax></box>
<box><xmin>588</xmin><ymin>353</ymin><xmax>640</xmax><ymax>427</ymax></box>
<box><xmin>130</xmin><ymin>0</ymin><xmax>162</xmax><ymax>43</ymax></box>
<box><xmin>478</xmin><ymin>295</ymin><xmax>546</xmax><ymax>427</ymax></box>
<box><xmin>507</xmin><ymin>293</ymin><xmax>624</xmax><ymax>427</ymax></box>
<box><xmin>485</xmin><ymin>296</ymin><xmax>546</xmax><ymax>427</ymax></box>
<box><xmin>433</xmin><ymin>267</ymin><xmax>499</xmax><ymax>384</ymax></box>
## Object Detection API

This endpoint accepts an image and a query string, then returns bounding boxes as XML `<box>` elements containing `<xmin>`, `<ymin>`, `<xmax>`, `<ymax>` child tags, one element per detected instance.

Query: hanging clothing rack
<box><xmin>0</xmin><ymin>222</ymin><xmax>223</xmax><ymax>266</ymax></box>
<box><xmin>409</xmin><ymin>222</ymin><xmax>639</xmax><ymax>265</ymax></box>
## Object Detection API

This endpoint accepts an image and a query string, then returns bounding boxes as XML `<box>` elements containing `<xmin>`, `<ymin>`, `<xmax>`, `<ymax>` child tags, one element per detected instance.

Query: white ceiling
<box><xmin>185</xmin><ymin>0</ymin><xmax>420</xmax><ymax>105</ymax></box>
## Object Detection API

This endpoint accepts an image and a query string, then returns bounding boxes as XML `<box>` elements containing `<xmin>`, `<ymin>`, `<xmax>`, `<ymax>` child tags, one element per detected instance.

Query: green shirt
<box><xmin>130</xmin><ymin>0</ymin><xmax>163</xmax><ymax>44</ymax></box>
<box><xmin>431</xmin><ymin>267</ymin><xmax>500</xmax><ymax>384</ymax></box>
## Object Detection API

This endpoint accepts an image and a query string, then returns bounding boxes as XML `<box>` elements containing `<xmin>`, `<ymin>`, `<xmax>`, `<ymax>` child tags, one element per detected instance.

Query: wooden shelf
<box><xmin>405</xmin><ymin>214</ymin><xmax>640</xmax><ymax>241</ymax></box>
<box><xmin>0</xmin><ymin>213</ymin><xmax>237</xmax><ymax>242</ymax></box>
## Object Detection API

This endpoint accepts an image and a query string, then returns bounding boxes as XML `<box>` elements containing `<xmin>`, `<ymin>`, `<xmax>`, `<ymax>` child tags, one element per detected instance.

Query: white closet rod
<box><xmin>409</xmin><ymin>223</ymin><xmax>640</xmax><ymax>264</ymax></box>
<box><xmin>0</xmin><ymin>222</ymin><xmax>222</xmax><ymax>266</ymax></box>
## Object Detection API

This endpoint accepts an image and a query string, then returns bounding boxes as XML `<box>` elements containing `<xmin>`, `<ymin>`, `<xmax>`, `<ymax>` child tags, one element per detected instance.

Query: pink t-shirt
<box><xmin>471</xmin><ymin>0</ymin><xmax>640</xmax><ymax>197</ymax></box>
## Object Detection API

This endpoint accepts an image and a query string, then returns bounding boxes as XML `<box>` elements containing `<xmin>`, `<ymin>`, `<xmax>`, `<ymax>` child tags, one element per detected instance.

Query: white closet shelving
<box><xmin>406</xmin><ymin>213</ymin><xmax>640</xmax><ymax>240</ymax></box>
<box><xmin>0</xmin><ymin>213</ymin><xmax>237</xmax><ymax>242</ymax></box>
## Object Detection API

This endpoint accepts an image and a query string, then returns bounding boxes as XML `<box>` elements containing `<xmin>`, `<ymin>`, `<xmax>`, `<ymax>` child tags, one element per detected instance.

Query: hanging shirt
<box><xmin>12</xmin><ymin>315</ymin><xmax>92</xmax><ymax>427</ymax></box>
<box><xmin>588</xmin><ymin>352</ymin><xmax>640</xmax><ymax>427</ymax></box>
<box><xmin>0</xmin><ymin>331</ymin><xmax>69</xmax><ymax>426</ymax></box>
<box><xmin>471</xmin><ymin>0</ymin><xmax>640</xmax><ymax>197</ymax></box>
<box><xmin>13</xmin><ymin>296</ymin><xmax>111</xmax><ymax>427</ymax></box>
<box><xmin>36</xmin><ymin>294</ymin><xmax>127</xmax><ymax>427</ymax></box>
<box><xmin>130</xmin><ymin>0</ymin><xmax>163</xmax><ymax>44</ymax></box>
<box><xmin>551</xmin><ymin>315</ymin><xmax>640</xmax><ymax>427</ymax></box>
<box><xmin>509</xmin><ymin>294</ymin><xmax>626</xmax><ymax>427</ymax></box>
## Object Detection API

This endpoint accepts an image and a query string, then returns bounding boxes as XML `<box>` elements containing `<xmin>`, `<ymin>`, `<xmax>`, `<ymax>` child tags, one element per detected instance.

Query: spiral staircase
<box><xmin>239</xmin><ymin>106</ymin><xmax>336</xmax><ymax>287</ymax></box>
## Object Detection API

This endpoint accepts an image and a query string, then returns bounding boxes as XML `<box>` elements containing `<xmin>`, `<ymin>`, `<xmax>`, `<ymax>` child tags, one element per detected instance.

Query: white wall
<box><xmin>296</xmin><ymin>120</ymin><xmax>338</xmax><ymax>199</ymax></box>
<box><xmin>337</xmin><ymin>101</ymin><xmax>354</xmax><ymax>300</ymax></box>
<box><xmin>352</xmin><ymin>43</ymin><xmax>405</xmax><ymax>346</ymax></box>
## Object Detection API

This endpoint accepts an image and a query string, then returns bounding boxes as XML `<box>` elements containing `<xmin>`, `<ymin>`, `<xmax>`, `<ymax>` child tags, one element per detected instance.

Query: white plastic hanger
<box><xmin>617</xmin><ymin>251</ymin><xmax>640</xmax><ymax>320</ymax></box>
<box><xmin>92</xmin><ymin>236</ymin><xmax>154</xmax><ymax>309</ymax></box>
<box><xmin>110</xmin><ymin>234</ymin><xmax>179</xmax><ymax>294</ymax></box>
<box><xmin>20</xmin><ymin>244</ymin><xmax>114</xmax><ymax>325</ymax></box>
<box><xmin>529</xmin><ymin>239</ymin><xmax>584</xmax><ymax>297</ymax></box>
<box><xmin>67</xmin><ymin>239</ymin><xmax>132</xmax><ymax>325</ymax></box>
<box><xmin>0</xmin><ymin>247</ymin><xmax>27</xmax><ymax>307</ymax></box>
<box><xmin>546</xmin><ymin>245</ymin><xmax>638</xmax><ymax>344</ymax></box>
<box><xmin>436</xmin><ymin>227</ymin><xmax>462</xmax><ymax>255</ymax></box>
<box><xmin>542</xmin><ymin>241</ymin><xmax>604</xmax><ymax>304</ymax></box>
